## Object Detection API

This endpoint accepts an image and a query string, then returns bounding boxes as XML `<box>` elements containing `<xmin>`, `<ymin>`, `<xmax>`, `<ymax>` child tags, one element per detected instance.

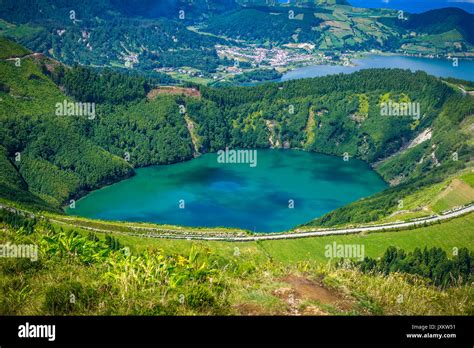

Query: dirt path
<box><xmin>273</xmin><ymin>275</ymin><xmax>353</xmax><ymax>315</ymax></box>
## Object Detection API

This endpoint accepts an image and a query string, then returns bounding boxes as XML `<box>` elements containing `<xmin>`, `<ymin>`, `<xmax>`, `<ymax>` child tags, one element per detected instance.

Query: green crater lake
<box><xmin>69</xmin><ymin>150</ymin><xmax>387</xmax><ymax>232</ymax></box>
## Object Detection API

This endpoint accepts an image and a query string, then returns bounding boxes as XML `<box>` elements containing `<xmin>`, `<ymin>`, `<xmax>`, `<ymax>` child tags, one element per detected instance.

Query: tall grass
<box><xmin>0</xmin><ymin>219</ymin><xmax>472</xmax><ymax>315</ymax></box>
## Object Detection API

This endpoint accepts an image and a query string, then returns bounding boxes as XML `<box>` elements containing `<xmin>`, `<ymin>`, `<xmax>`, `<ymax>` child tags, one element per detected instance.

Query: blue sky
<box><xmin>347</xmin><ymin>0</ymin><xmax>474</xmax><ymax>13</ymax></box>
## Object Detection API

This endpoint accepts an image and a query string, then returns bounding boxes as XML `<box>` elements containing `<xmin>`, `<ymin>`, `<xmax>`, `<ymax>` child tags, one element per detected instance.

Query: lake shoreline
<box><xmin>279</xmin><ymin>53</ymin><xmax>474</xmax><ymax>82</ymax></box>
<box><xmin>68</xmin><ymin>149</ymin><xmax>388</xmax><ymax>232</ymax></box>
<box><xmin>65</xmin><ymin>146</ymin><xmax>390</xmax><ymax>212</ymax></box>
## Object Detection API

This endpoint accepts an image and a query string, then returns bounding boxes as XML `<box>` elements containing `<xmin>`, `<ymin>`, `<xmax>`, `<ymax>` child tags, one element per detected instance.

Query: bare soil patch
<box><xmin>273</xmin><ymin>275</ymin><xmax>353</xmax><ymax>315</ymax></box>
<box><xmin>147</xmin><ymin>86</ymin><xmax>201</xmax><ymax>100</ymax></box>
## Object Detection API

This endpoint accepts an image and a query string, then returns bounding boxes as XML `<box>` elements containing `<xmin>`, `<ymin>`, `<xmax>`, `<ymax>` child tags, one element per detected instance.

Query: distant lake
<box><xmin>348</xmin><ymin>0</ymin><xmax>474</xmax><ymax>14</ymax></box>
<box><xmin>281</xmin><ymin>55</ymin><xmax>474</xmax><ymax>82</ymax></box>
<box><xmin>68</xmin><ymin>150</ymin><xmax>387</xmax><ymax>232</ymax></box>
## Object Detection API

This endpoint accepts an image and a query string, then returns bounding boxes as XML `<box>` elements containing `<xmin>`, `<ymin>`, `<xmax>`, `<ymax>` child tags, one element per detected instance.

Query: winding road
<box><xmin>1</xmin><ymin>203</ymin><xmax>473</xmax><ymax>242</ymax></box>
<box><xmin>50</xmin><ymin>204</ymin><xmax>474</xmax><ymax>242</ymax></box>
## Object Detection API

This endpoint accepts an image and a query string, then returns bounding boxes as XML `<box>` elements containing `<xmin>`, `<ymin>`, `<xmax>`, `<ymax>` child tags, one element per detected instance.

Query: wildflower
<box><xmin>177</xmin><ymin>255</ymin><xmax>187</xmax><ymax>266</ymax></box>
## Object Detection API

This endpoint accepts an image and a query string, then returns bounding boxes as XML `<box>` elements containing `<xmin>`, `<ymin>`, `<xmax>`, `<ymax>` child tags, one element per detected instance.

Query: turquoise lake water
<box><xmin>69</xmin><ymin>150</ymin><xmax>387</xmax><ymax>232</ymax></box>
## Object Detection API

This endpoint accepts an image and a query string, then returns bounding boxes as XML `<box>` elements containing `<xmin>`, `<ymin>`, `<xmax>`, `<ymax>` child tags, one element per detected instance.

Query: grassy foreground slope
<box><xmin>1</xmin><ymin>209</ymin><xmax>472</xmax><ymax>316</ymax></box>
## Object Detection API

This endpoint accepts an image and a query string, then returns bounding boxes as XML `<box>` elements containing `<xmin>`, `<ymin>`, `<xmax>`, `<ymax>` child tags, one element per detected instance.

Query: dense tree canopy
<box><xmin>357</xmin><ymin>246</ymin><xmax>473</xmax><ymax>288</ymax></box>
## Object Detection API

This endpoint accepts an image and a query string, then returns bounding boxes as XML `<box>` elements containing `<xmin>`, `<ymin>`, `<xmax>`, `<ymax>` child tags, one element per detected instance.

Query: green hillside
<box><xmin>0</xmin><ymin>1</ymin><xmax>472</xmax><ymax>76</ymax></box>
<box><xmin>384</xmin><ymin>7</ymin><xmax>474</xmax><ymax>45</ymax></box>
<box><xmin>0</xmin><ymin>36</ymin><xmax>29</xmax><ymax>58</ymax></box>
<box><xmin>1</xmin><ymin>38</ymin><xmax>473</xmax><ymax>229</ymax></box>
<box><xmin>204</xmin><ymin>4</ymin><xmax>473</xmax><ymax>53</ymax></box>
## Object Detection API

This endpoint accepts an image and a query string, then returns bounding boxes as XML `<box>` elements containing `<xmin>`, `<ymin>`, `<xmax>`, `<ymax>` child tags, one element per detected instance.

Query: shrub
<box><xmin>43</xmin><ymin>281</ymin><xmax>98</xmax><ymax>315</ymax></box>
<box><xmin>186</xmin><ymin>285</ymin><xmax>217</xmax><ymax>310</ymax></box>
